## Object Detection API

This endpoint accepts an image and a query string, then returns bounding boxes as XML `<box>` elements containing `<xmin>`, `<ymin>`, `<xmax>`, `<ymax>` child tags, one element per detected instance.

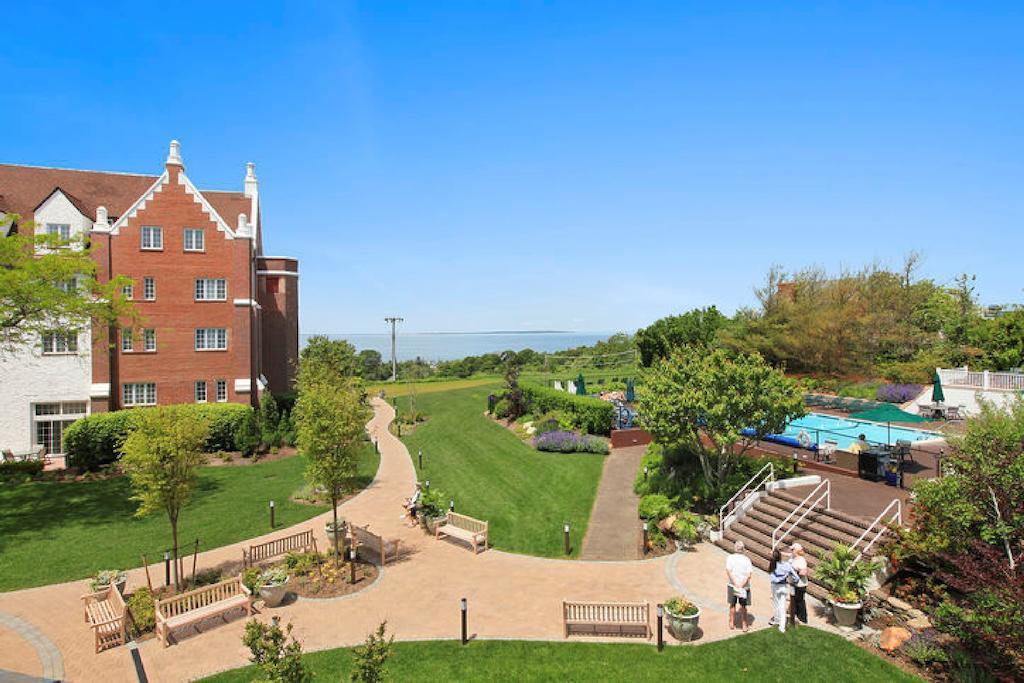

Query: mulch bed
<box><xmin>288</xmin><ymin>559</ymin><xmax>379</xmax><ymax>599</ymax></box>
<box><xmin>206</xmin><ymin>447</ymin><xmax>299</xmax><ymax>467</ymax></box>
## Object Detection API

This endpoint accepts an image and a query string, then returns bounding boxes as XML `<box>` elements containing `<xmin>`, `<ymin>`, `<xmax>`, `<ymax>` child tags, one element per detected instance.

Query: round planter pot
<box><xmin>325</xmin><ymin>521</ymin><xmax>347</xmax><ymax>543</ymax></box>
<box><xmin>832</xmin><ymin>600</ymin><xmax>862</xmax><ymax>628</ymax></box>
<box><xmin>424</xmin><ymin>516</ymin><xmax>446</xmax><ymax>534</ymax></box>
<box><xmin>113</xmin><ymin>577</ymin><xmax>128</xmax><ymax>596</ymax></box>
<box><xmin>260</xmin><ymin>577</ymin><xmax>290</xmax><ymax>608</ymax></box>
<box><xmin>667</xmin><ymin>607</ymin><xmax>701</xmax><ymax>641</ymax></box>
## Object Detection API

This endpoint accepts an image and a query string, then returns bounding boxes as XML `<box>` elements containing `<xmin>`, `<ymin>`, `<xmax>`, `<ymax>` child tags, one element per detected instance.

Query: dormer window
<box><xmin>141</xmin><ymin>226</ymin><xmax>163</xmax><ymax>250</ymax></box>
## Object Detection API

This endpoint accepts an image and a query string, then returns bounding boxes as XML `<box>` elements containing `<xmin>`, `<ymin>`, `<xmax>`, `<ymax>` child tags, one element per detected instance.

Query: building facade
<box><xmin>0</xmin><ymin>141</ymin><xmax>299</xmax><ymax>456</ymax></box>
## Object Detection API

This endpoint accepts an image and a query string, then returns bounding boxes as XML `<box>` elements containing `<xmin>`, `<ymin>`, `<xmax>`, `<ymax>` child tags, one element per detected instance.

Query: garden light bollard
<box><xmin>643</xmin><ymin>465</ymin><xmax>648</xmax><ymax>480</ymax></box>
<box><xmin>461</xmin><ymin>598</ymin><xmax>468</xmax><ymax>645</ymax></box>
<box><xmin>563</xmin><ymin>523</ymin><xmax>571</xmax><ymax>556</ymax></box>
<box><xmin>642</xmin><ymin>522</ymin><xmax>648</xmax><ymax>555</ymax></box>
<box><xmin>349</xmin><ymin>547</ymin><xmax>356</xmax><ymax>585</ymax></box>
<box><xmin>269</xmin><ymin>500</ymin><xmax>275</xmax><ymax>528</ymax></box>
<box><xmin>163</xmin><ymin>551</ymin><xmax>170</xmax><ymax>587</ymax></box>
<box><xmin>656</xmin><ymin>604</ymin><xmax>664</xmax><ymax>651</ymax></box>
<box><xmin>792</xmin><ymin>452</ymin><xmax>799</xmax><ymax>474</ymax></box>
<box><xmin>418</xmin><ymin>449</ymin><xmax>423</xmax><ymax>469</ymax></box>
<box><xmin>449</xmin><ymin>499</ymin><xmax>455</xmax><ymax>512</ymax></box>
<box><xmin>425</xmin><ymin>479</ymin><xmax>430</xmax><ymax>490</ymax></box>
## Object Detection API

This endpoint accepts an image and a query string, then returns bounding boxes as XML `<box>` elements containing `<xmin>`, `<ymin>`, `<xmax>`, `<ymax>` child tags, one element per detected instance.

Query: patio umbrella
<box><xmin>625</xmin><ymin>378</ymin><xmax>635</xmax><ymax>402</ymax></box>
<box><xmin>931</xmin><ymin>371</ymin><xmax>945</xmax><ymax>404</ymax></box>
<box><xmin>576</xmin><ymin>373</ymin><xmax>587</xmax><ymax>396</ymax></box>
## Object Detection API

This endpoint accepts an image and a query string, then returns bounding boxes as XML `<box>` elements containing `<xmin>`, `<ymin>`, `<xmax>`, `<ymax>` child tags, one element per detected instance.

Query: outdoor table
<box><xmin>918</xmin><ymin>403</ymin><xmax>945</xmax><ymax>420</ymax></box>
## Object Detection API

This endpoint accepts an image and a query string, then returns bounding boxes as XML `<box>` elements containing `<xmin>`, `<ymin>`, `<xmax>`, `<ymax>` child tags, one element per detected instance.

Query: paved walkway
<box><xmin>580</xmin><ymin>445</ymin><xmax>645</xmax><ymax>560</ymax></box>
<box><xmin>0</xmin><ymin>399</ymin><xmax>833</xmax><ymax>682</ymax></box>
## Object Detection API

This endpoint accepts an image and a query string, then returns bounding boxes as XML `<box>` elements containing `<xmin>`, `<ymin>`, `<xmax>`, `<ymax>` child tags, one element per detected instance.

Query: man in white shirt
<box><xmin>790</xmin><ymin>543</ymin><xmax>809</xmax><ymax>624</ymax></box>
<box><xmin>726</xmin><ymin>540</ymin><xmax>754</xmax><ymax>631</ymax></box>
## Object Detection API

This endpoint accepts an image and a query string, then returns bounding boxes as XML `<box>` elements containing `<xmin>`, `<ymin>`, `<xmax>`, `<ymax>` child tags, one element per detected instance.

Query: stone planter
<box><xmin>666</xmin><ymin>606</ymin><xmax>701</xmax><ymax>641</ymax></box>
<box><xmin>325</xmin><ymin>521</ymin><xmax>347</xmax><ymax>545</ymax></box>
<box><xmin>423</xmin><ymin>515</ymin><xmax>446</xmax><ymax>534</ymax></box>
<box><xmin>112</xmin><ymin>577</ymin><xmax>128</xmax><ymax>596</ymax></box>
<box><xmin>260</xmin><ymin>576</ymin><xmax>290</xmax><ymax>608</ymax></box>
<box><xmin>832</xmin><ymin>600</ymin><xmax>861</xmax><ymax>628</ymax></box>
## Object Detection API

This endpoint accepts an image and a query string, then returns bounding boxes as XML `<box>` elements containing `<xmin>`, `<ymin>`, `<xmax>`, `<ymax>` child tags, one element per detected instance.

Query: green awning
<box><xmin>849</xmin><ymin>403</ymin><xmax>928</xmax><ymax>423</ymax></box>
<box><xmin>576</xmin><ymin>373</ymin><xmax>587</xmax><ymax>396</ymax></box>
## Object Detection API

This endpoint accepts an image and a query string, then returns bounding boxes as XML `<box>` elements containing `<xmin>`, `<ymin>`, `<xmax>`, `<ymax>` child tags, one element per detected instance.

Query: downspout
<box><xmin>107</xmin><ymin>232</ymin><xmax>118</xmax><ymax>411</ymax></box>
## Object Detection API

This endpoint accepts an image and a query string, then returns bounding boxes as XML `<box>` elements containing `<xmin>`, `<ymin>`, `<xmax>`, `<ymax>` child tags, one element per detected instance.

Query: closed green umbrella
<box><xmin>931</xmin><ymin>371</ymin><xmax>945</xmax><ymax>404</ymax></box>
<box><xmin>625</xmin><ymin>378</ymin><xmax>635</xmax><ymax>402</ymax></box>
<box><xmin>576</xmin><ymin>373</ymin><xmax>587</xmax><ymax>396</ymax></box>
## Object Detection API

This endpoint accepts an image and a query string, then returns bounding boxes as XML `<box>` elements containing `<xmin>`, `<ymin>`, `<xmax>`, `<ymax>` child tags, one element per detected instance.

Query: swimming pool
<box><xmin>776</xmin><ymin>413</ymin><xmax>942</xmax><ymax>451</ymax></box>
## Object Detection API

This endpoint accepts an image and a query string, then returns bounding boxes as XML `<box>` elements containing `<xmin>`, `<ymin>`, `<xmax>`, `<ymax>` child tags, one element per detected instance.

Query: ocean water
<box><xmin>300</xmin><ymin>332</ymin><xmax>613</xmax><ymax>362</ymax></box>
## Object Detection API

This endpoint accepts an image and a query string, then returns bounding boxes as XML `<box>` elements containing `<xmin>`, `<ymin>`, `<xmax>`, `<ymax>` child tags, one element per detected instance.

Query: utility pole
<box><xmin>384</xmin><ymin>317</ymin><xmax>403</xmax><ymax>381</ymax></box>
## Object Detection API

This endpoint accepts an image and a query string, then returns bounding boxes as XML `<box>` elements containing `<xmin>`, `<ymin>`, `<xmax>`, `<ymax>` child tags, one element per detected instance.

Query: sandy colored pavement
<box><xmin>0</xmin><ymin>399</ymin><xmax>830</xmax><ymax>682</ymax></box>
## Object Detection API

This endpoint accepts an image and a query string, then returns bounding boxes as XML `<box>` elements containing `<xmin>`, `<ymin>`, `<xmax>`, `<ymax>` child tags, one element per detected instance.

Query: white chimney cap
<box><xmin>166</xmin><ymin>140</ymin><xmax>184</xmax><ymax>166</ymax></box>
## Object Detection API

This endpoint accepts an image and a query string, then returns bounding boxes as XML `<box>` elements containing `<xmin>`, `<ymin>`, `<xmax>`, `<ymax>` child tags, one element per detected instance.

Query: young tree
<box><xmin>351</xmin><ymin>621</ymin><xmax>394</xmax><ymax>683</ymax></box>
<box><xmin>294</xmin><ymin>381</ymin><xmax>369</xmax><ymax>561</ymax></box>
<box><xmin>0</xmin><ymin>218</ymin><xmax>134</xmax><ymax>353</ymax></box>
<box><xmin>637</xmin><ymin>348</ymin><xmax>804</xmax><ymax>492</ymax></box>
<box><xmin>298</xmin><ymin>335</ymin><xmax>359</xmax><ymax>388</ymax></box>
<box><xmin>120</xmin><ymin>407</ymin><xmax>211</xmax><ymax>589</ymax></box>
<box><xmin>243</xmin><ymin>618</ymin><xmax>310</xmax><ymax>683</ymax></box>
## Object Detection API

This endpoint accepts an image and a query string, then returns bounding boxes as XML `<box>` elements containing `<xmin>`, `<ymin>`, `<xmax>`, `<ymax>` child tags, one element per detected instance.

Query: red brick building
<box><xmin>0</xmin><ymin>141</ymin><xmax>298</xmax><ymax>422</ymax></box>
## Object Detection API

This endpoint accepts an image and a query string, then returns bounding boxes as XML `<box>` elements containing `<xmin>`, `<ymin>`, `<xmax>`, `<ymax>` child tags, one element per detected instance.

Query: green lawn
<box><xmin>369</xmin><ymin>377</ymin><xmax>500</xmax><ymax>398</ymax></box>
<box><xmin>396</xmin><ymin>386</ymin><xmax>605</xmax><ymax>558</ymax></box>
<box><xmin>0</xmin><ymin>446</ymin><xmax>379</xmax><ymax>592</ymax></box>
<box><xmin>203</xmin><ymin>628</ymin><xmax>919</xmax><ymax>682</ymax></box>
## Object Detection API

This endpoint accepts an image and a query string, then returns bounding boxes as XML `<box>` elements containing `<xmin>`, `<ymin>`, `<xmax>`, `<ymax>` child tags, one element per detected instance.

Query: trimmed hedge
<box><xmin>64</xmin><ymin>403</ymin><xmax>254</xmax><ymax>471</ymax></box>
<box><xmin>0</xmin><ymin>460</ymin><xmax>45</xmax><ymax>482</ymax></box>
<box><xmin>520</xmin><ymin>383</ymin><xmax>615</xmax><ymax>436</ymax></box>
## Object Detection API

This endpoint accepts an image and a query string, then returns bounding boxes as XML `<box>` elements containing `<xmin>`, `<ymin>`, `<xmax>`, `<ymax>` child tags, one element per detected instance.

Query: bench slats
<box><xmin>563</xmin><ymin>600</ymin><xmax>650</xmax><ymax>639</ymax></box>
<box><xmin>155</xmin><ymin>576</ymin><xmax>251</xmax><ymax>647</ymax></box>
<box><xmin>81</xmin><ymin>584</ymin><xmax>128</xmax><ymax>653</ymax></box>
<box><xmin>436</xmin><ymin>512</ymin><xmax>489</xmax><ymax>554</ymax></box>
<box><xmin>243</xmin><ymin>529</ymin><xmax>316</xmax><ymax>567</ymax></box>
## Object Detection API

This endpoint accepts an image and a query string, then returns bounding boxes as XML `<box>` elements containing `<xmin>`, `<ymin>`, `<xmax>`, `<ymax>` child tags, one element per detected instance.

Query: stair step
<box><xmin>758</xmin><ymin>493</ymin><xmax>885</xmax><ymax>542</ymax></box>
<box><xmin>743</xmin><ymin>508</ymin><xmax>864</xmax><ymax>552</ymax></box>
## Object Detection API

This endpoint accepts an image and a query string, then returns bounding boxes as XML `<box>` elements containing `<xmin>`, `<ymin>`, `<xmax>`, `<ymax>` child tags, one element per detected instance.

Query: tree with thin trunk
<box><xmin>120</xmin><ymin>407</ymin><xmax>210</xmax><ymax>590</ymax></box>
<box><xmin>294</xmin><ymin>380</ymin><xmax>369</xmax><ymax>562</ymax></box>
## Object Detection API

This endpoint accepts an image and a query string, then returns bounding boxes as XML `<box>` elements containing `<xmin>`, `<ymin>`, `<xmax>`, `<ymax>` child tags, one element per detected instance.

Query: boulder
<box><xmin>657</xmin><ymin>515</ymin><xmax>677</xmax><ymax>534</ymax></box>
<box><xmin>886</xmin><ymin>596</ymin><xmax>914</xmax><ymax>612</ymax></box>
<box><xmin>879</xmin><ymin>627</ymin><xmax>912</xmax><ymax>652</ymax></box>
<box><xmin>906</xmin><ymin>616</ymin><xmax>932</xmax><ymax>631</ymax></box>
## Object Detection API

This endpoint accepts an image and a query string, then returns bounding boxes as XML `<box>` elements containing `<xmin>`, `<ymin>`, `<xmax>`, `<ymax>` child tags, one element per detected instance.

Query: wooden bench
<box><xmin>435</xmin><ymin>512</ymin><xmax>488</xmax><ymax>554</ymax></box>
<box><xmin>243</xmin><ymin>529</ymin><xmax>317</xmax><ymax>567</ymax></box>
<box><xmin>155</xmin><ymin>576</ymin><xmax>251</xmax><ymax>647</ymax></box>
<box><xmin>352</xmin><ymin>524</ymin><xmax>402</xmax><ymax>566</ymax></box>
<box><xmin>563</xmin><ymin>600</ymin><xmax>650</xmax><ymax>638</ymax></box>
<box><xmin>81</xmin><ymin>584</ymin><xmax>128</xmax><ymax>653</ymax></box>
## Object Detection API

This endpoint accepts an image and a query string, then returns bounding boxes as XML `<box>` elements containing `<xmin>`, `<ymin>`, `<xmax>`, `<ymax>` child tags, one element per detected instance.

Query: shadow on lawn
<box><xmin>0</xmin><ymin>474</ymin><xmax>224</xmax><ymax>557</ymax></box>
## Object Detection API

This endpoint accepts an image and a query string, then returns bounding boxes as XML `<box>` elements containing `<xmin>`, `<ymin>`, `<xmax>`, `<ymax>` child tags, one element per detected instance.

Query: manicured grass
<box><xmin>203</xmin><ymin>628</ymin><xmax>919</xmax><ymax>682</ymax></box>
<box><xmin>369</xmin><ymin>377</ymin><xmax>500</xmax><ymax>398</ymax></box>
<box><xmin>396</xmin><ymin>386</ymin><xmax>605</xmax><ymax>557</ymax></box>
<box><xmin>0</xmin><ymin>446</ymin><xmax>379</xmax><ymax>592</ymax></box>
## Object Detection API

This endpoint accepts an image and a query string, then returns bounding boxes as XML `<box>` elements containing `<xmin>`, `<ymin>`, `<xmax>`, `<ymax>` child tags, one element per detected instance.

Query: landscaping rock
<box><xmin>906</xmin><ymin>616</ymin><xmax>932</xmax><ymax>631</ymax></box>
<box><xmin>906</xmin><ymin>608</ymin><xmax>926</xmax><ymax>619</ymax></box>
<box><xmin>657</xmin><ymin>514</ymin><xmax>677</xmax><ymax>534</ymax></box>
<box><xmin>886</xmin><ymin>596</ymin><xmax>914</xmax><ymax>612</ymax></box>
<box><xmin>879</xmin><ymin>627</ymin><xmax>912</xmax><ymax>652</ymax></box>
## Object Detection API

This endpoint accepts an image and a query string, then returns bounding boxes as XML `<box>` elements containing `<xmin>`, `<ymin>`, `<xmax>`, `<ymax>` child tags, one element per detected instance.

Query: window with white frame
<box><xmin>56</xmin><ymin>278</ymin><xmax>78</xmax><ymax>293</ymax></box>
<box><xmin>184</xmin><ymin>228</ymin><xmax>205</xmax><ymax>252</ymax></box>
<box><xmin>194</xmin><ymin>278</ymin><xmax>227</xmax><ymax>301</ymax></box>
<box><xmin>123</xmin><ymin>383</ymin><xmax>156</xmax><ymax>406</ymax></box>
<box><xmin>143</xmin><ymin>276</ymin><xmax>156</xmax><ymax>301</ymax></box>
<box><xmin>121</xmin><ymin>328</ymin><xmax>133</xmax><ymax>352</ymax></box>
<box><xmin>194</xmin><ymin>380</ymin><xmax>208</xmax><ymax>403</ymax></box>
<box><xmin>215</xmin><ymin>379</ymin><xmax>227</xmax><ymax>402</ymax></box>
<box><xmin>195</xmin><ymin>328</ymin><xmax>227</xmax><ymax>350</ymax></box>
<box><xmin>143</xmin><ymin>328</ymin><xmax>156</xmax><ymax>352</ymax></box>
<box><xmin>141</xmin><ymin>226</ymin><xmax>163</xmax><ymax>250</ymax></box>
<box><xmin>33</xmin><ymin>401</ymin><xmax>88</xmax><ymax>455</ymax></box>
<box><xmin>46</xmin><ymin>223</ymin><xmax>71</xmax><ymax>241</ymax></box>
<box><xmin>122</xmin><ymin>283</ymin><xmax>134</xmax><ymax>299</ymax></box>
<box><xmin>41</xmin><ymin>330</ymin><xmax>78</xmax><ymax>354</ymax></box>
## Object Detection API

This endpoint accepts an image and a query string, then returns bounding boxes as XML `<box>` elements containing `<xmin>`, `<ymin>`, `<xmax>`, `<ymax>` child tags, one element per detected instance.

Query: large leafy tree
<box><xmin>637</xmin><ymin>348</ymin><xmax>804</xmax><ymax>491</ymax></box>
<box><xmin>635</xmin><ymin>306</ymin><xmax>726</xmax><ymax>367</ymax></box>
<box><xmin>294</xmin><ymin>380</ymin><xmax>369</xmax><ymax>561</ymax></box>
<box><xmin>0</xmin><ymin>218</ymin><xmax>133</xmax><ymax>354</ymax></box>
<box><xmin>120</xmin><ymin>407</ymin><xmax>211</xmax><ymax>589</ymax></box>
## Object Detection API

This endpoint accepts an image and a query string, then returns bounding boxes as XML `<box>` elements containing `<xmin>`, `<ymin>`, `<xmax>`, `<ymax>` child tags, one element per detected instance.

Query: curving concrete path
<box><xmin>0</xmin><ymin>399</ymin><xmax>831</xmax><ymax>682</ymax></box>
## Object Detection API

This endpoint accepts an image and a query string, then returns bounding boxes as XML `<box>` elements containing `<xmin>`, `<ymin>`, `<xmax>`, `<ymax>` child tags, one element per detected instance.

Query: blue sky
<box><xmin>4</xmin><ymin>2</ymin><xmax>1022</xmax><ymax>334</ymax></box>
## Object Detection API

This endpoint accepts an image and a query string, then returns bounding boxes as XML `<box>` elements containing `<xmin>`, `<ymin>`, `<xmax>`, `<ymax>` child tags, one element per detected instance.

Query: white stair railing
<box><xmin>718</xmin><ymin>463</ymin><xmax>774</xmax><ymax>535</ymax></box>
<box><xmin>851</xmin><ymin>499</ymin><xmax>902</xmax><ymax>564</ymax></box>
<box><xmin>771</xmin><ymin>479</ymin><xmax>831</xmax><ymax>551</ymax></box>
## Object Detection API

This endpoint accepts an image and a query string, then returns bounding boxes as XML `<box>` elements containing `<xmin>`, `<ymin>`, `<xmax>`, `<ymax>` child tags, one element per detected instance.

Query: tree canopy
<box><xmin>635</xmin><ymin>306</ymin><xmax>726</xmax><ymax>367</ymax></box>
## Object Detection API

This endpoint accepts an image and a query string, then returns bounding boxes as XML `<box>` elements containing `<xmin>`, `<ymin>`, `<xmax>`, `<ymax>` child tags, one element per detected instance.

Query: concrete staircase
<box><xmin>714</xmin><ymin>489</ymin><xmax>887</xmax><ymax>602</ymax></box>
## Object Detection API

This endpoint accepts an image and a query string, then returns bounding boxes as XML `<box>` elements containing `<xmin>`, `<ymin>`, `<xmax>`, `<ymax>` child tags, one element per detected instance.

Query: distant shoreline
<box><xmin>301</xmin><ymin>330</ymin><xmax>602</xmax><ymax>337</ymax></box>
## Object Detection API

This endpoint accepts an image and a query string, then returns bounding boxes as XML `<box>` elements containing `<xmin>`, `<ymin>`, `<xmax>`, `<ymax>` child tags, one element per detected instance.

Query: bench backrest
<box><xmin>354</xmin><ymin>525</ymin><xmax>397</xmax><ymax>552</ymax></box>
<box><xmin>156</xmin><ymin>576</ymin><xmax>246</xmax><ymax>620</ymax></box>
<box><xmin>563</xmin><ymin>600</ymin><xmax>649</xmax><ymax>624</ymax></box>
<box><xmin>245</xmin><ymin>529</ymin><xmax>315</xmax><ymax>566</ymax></box>
<box><xmin>447</xmin><ymin>512</ymin><xmax>487</xmax><ymax>534</ymax></box>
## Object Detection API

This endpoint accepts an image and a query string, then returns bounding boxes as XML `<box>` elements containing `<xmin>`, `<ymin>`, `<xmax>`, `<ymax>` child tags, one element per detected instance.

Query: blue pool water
<box><xmin>778</xmin><ymin>413</ymin><xmax>941</xmax><ymax>450</ymax></box>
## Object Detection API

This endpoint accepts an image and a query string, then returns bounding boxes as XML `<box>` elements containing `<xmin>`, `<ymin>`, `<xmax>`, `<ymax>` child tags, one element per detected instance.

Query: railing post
<box><xmin>983</xmin><ymin>370</ymin><xmax>990</xmax><ymax>390</ymax></box>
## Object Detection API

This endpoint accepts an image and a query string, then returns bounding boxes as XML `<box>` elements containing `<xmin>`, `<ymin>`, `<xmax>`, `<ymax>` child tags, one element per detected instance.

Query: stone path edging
<box><xmin>0</xmin><ymin>612</ymin><xmax>64</xmax><ymax>682</ymax></box>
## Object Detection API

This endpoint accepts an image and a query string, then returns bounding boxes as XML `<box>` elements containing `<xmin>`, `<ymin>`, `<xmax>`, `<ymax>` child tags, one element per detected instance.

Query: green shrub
<box><xmin>234</xmin><ymin>410</ymin><xmax>261</xmax><ymax>457</ymax></box>
<box><xmin>493</xmin><ymin>398</ymin><xmax>511</xmax><ymax>419</ymax></box>
<box><xmin>638</xmin><ymin>494</ymin><xmax>672</xmax><ymax>521</ymax></box>
<box><xmin>64</xmin><ymin>403</ymin><xmax>255</xmax><ymax>471</ymax></box>
<box><xmin>126</xmin><ymin>587</ymin><xmax>156</xmax><ymax>636</ymax></box>
<box><xmin>418</xmin><ymin>488</ymin><xmax>448</xmax><ymax>518</ymax></box>
<box><xmin>520</xmin><ymin>383</ymin><xmax>615</xmax><ymax>435</ymax></box>
<box><xmin>0</xmin><ymin>460</ymin><xmax>45</xmax><ymax>482</ymax></box>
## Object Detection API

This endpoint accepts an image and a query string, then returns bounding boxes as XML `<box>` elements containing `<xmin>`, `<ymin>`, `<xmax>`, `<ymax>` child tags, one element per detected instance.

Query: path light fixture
<box><xmin>425</xmin><ymin>479</ymin><xmax>430</xmax><ymax>490</ymax></box>
<box><xmin>269</xmin><ymin>500</ymin><xmax>275</xmax><ymax>528</ymax></box>
<box><xmin>164</xmin><ymin>551</ymin><xmax>171</xmax><ymax>587</ymax></box>
<box><xmin>792</xmin><ymin>451</ymin><xmax>800</xmax><ymax>474</ymax></box>
<box><xmin>449</xmin><ymin>499</ymin><xmax>455</xmax><ymax>512</ymax></box>
<box><xmin>656</xmin><ymin>604</ymin><xmax>664</xmax><ymax>651</ymax></box>
<box><xmin>349</xmin><ymin>547</ymin><xmax>357</xmax><ymax>584</ymax></box>
<box><xmin>643</xmin><ymin>466</ymin><xmax>648</xmax><ymax>480</ymax></box>
<box><xmin>642</xmin><ymin>521</ymin><xmax>648</xmax><ymax>555</ymax></box>
<box><xmin>563</xmin><ymin>523</ymin><xmax>571</xmax><ymax>556</ymax></box>
<box><xmin>460</xmin><ymin>598</ymin><xmax>468</xmax><ymax>645</ymax></box>
<box><xmin>418</xmin><ymin>449</ymin><xmax>423</xmax><ymax>469</ymax></box>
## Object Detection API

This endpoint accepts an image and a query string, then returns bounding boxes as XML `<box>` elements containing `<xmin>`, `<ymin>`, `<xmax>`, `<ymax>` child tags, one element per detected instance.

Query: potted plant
<box><xmin>90</xmin><ymin>569</ymin><xmax>128</xmax><ymax>596</ymax></box>
<box><xmin>814</xmin><ymin>543</ymin><xmax>880</xmax><ymax>628</ymax></box>
<box><xmin>673</xmin><ymin>512</ymin><xmax>701</xmax><ymax>550</ymax></box>
<box><xmin>418</xmin><ymin>489</ymin><xmax>448</xmax><ymax>534</ymax></box>
<box><xmin>257</xmin><ymin>567</ymin><xmax>290</xmax><ymax>608</ymax></box>
<box><xmin>664</xmin><ymin>596</ymin><xmax>701</xmax><ymax>641</ymax></box>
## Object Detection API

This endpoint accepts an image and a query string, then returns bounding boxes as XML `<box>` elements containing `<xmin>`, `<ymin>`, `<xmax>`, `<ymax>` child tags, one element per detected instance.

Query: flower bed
<box><xmin>533</xmin><ymin>430</ymin><xmax>609</xmax><ymax>454</ymax></box>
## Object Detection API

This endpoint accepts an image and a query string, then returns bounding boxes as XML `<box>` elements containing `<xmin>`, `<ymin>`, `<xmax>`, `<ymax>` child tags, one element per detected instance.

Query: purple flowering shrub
<box><xmin>534</xmin><ymin>430</ymin><xmax>609</xmax><ymax>455</ymax></box>
<box><xmin>876</xmin><ymin>383</ymin><xmax>922</xmax><ymax>404</ymax></box>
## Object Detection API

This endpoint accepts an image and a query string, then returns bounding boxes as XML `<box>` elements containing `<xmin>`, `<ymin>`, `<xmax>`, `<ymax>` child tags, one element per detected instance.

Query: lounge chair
<box><xmin>945</xmin><ymin>405</ymin><xmax>964</xmax><ymax>421</ymax></box>
<box><xmin>818</xmin><ymin>440</ymin><xmax>838</xmax><ymax>464</ymax></box>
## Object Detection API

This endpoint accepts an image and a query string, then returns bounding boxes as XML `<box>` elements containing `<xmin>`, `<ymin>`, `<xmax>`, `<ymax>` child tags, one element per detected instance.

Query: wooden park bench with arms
<box><xmin>353</xmin><ymin>524</ymin><xmax>402</xmax><ymax>565</ymax></box>
<box><xmin>243</xmin><ymin>529</ymin><xmax>317</xmax><ymax>567</ymax></box>
<box><xmin>563</xmin><ymin>600</ymin><xmax>650</xmax><ymax>638</ymax></box>
<box><xmin>155</xmin><ymin>576</ymin><xmax>251</xmax><ymax>647</ymax></box>
<box><xmin>81</xmin><ymin>584</ymin><xmax>128</xmax><ymax>653</ymax></box>
<box><xmin>435</xmin><ymin>512</ymin><xmax>489</xmax><ymax>554</ymax></box>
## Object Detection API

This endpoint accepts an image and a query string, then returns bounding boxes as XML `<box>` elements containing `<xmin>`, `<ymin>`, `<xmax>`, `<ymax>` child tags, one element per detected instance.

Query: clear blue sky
<box><xmin>4</xmin><ymin>2</ymin><xmax>1022</xmax><ymax>334</ymax></box>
